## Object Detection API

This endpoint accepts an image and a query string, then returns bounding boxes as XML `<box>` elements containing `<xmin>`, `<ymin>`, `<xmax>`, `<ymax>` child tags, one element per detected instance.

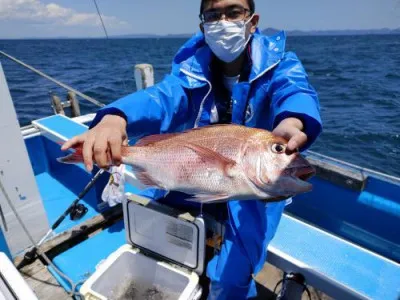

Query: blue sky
<box><xmin>0</xmin><ymin>0</ymin><xmax>399</xmax><ymax>38</ymax></box>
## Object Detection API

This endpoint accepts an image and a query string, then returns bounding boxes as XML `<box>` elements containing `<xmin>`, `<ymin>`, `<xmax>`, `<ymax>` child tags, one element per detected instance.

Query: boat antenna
<box><xmin>93</xmin><ymin>0</ymin><xmax>109</xmax><ymax>39</ymax></box>
<box><xmin>91</xmin><ymin>0</ymin><xmax>130</xmax><ymax>93</ymax></box>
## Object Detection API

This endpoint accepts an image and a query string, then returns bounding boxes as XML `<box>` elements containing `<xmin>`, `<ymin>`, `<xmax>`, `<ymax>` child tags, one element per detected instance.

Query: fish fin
<box><xmin>185</xmin><ymin>193</ymin><xmax>231</xmax><ymax>204</ymax></box>
<box><xmin>135</xmin><ymin>133</ymin><xmax>180</xmax><ymax>147</ymax></box>
<box><xmin>183</xmin><ymin>143</ymin><xmax>236</xmax><ymax>177</ymax></box>
<box><xmin>131</xmin><ymin>166</ymin><xmax>160</xmax><ymax>187</ymax></box>
<box><xmin>56</xmin><ymin>153</ymin><xmax>84</xmax><ymax>164</ymax></box>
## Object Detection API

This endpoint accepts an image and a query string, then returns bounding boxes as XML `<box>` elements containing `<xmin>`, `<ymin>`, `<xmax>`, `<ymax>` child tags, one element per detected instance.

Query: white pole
<box><xmin>134</xmin><ymin>63</ymin><xmax>154</xmax><ymax>91</ymax></box>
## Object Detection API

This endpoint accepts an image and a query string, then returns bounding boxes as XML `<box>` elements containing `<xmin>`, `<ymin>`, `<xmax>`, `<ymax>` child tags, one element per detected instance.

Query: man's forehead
<box><xmin>203</xmin><ymin>0</ymin><xmax>249</xmax><ymax>10</ymax></box>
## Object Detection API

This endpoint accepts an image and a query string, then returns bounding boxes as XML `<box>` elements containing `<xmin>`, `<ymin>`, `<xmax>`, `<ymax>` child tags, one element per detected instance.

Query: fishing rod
<box><xmin>21</xmin><ymin>168</ymin><xmax>105</xmax><ymax>264</ymax></box>
<box><xmin>0</xmin><ymin>50</ymin><xmax>105</xmax><ymax>108</ymax></box>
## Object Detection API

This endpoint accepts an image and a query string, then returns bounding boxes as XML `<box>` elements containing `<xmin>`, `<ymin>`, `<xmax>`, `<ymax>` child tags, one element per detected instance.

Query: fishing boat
<box><xmin>0</xmin><ymin>48</ymin><xmax>399</xmax><ymax>300</ymax></box>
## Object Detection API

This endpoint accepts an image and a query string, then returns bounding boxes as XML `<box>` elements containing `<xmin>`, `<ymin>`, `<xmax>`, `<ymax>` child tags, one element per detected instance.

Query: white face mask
<box><xmin>203</xmin><ymin>15</ymin><xmax>254</xmax><ymax>63</ymax></box>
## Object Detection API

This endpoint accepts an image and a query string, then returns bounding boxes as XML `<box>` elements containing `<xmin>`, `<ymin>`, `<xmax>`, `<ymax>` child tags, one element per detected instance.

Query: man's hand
<box><xmin>273</xmin><ymin>117</ymin><xmax>307</xmax><ymax>153</ymax></box>
<box><xmin>61</xmin><ymin>115</ymin><xmax>128</xmax><ymax>172</ymax></box>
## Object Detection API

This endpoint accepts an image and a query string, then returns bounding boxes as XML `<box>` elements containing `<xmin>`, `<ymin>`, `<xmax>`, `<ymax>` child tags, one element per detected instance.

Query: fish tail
<box><xmin>57</xmin><ymin>144</ymin><xmax>84</xmax><ymax>164</ymax></box>
<box><xmin>57</xmin><ymin>144</ymin><xmax>133</xmax><ymax>165</ymax></box>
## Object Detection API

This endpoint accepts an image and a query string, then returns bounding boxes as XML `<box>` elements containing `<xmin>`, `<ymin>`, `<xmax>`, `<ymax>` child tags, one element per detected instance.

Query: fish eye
<box><xmin>272</xmin><ymin>143</ymin><xmax>286</xmax><ymax>154</ymax></box>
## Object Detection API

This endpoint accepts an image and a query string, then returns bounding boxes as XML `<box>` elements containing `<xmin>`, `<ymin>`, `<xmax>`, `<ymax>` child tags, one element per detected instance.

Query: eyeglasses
<box><xmin>200</xmin><ymin>6</ymin><xmax>252</xmax><ymax>23</ymax></box>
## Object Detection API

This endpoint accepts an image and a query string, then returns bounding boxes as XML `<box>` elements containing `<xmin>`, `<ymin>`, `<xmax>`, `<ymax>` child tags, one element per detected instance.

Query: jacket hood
<box><xmin>171</xmin><ymin>28</ymin><xmax>287</xmax><ymax>88</ymax></box>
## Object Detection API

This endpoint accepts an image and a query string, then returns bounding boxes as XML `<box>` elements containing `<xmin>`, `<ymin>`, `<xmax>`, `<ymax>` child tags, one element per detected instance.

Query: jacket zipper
<box><xmin>249</xmin><ymin>60</ymin><xmax>281</xmax><ymax>84</ymax></box>
<box><xmin>180</xmin><ymin>69</ymin><xmax>212</xmax><ymax>128</ymax></box>
<box><xmin>181</xmin><ymin>59</ymin><xmax>280</xmax><ymax>127</ymax></box>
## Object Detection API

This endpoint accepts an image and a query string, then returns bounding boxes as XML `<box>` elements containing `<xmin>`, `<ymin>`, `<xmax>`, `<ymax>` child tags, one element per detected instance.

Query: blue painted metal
<box><xmin>287</xmin><ymin>164</ymin><xmax>400</xmax><ymax>263</ymax></box>
<box><xmin>25</xmin><ymin>135</ymin><xmax>49</xmax><ymax>176</ymax></box>
<box><xmin>0</xmin><ymin>227</ymin><xmax>11</xmax><ymax>260</ymax></box>
<box><xmin>358</xmin><ymin>176</ymin><xmax>400</xmax><ymax>218</ymax></box>
<box><xmin>34</xmin><ymin>115</ymin><xmax>87</xmax><ymax>140</ymax></box>
<box><xmin>358</xmin><ymin>191</ymin><xmax>400</xmax><ymax>218</ymax></box>
<box><xmin>269</xmin><ymin>214</ymin><xmax>400</xmax><ymax>300</ymax></box>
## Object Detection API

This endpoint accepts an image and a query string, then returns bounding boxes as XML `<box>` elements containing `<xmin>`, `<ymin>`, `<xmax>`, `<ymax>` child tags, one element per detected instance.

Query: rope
<box><xmin>273</xmin><ymin>273</ymin><xmax>312</xmax><ymax>300</ymax></box>
<box><xmin>0</xmin><ymin>177</ymin><xmax>82</xmax><ymax>297</ymax></box>
<box><xmin>0</xmin><ymin>50</ymin><xmax>105</xmax><ymax>108</ymax></box>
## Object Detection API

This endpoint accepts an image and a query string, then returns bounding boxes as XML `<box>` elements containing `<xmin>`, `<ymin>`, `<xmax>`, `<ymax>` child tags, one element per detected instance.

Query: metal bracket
<box><xmin>50</xmin><ymin>91</ymin><xmax>81</xmax><ymax>117</ymax></box>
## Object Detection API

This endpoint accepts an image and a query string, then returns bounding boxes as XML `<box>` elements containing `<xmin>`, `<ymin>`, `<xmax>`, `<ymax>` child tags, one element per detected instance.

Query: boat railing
<box><xmin>307</xmin><ymin>150</ymin><xmax>400</xmax><ymax>186</ymax></box>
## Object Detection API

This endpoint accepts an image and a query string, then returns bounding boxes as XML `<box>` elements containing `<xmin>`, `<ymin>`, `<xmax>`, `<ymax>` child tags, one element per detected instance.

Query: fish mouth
<box><xmin>285</xmin><ymin>165</ymin><xmax>316</xmax><ymax>192</ymax></box>
<box><xmin>293</xmin><ymin>165</ymin><xmax>316</xmax><ymax>181</ymax></box>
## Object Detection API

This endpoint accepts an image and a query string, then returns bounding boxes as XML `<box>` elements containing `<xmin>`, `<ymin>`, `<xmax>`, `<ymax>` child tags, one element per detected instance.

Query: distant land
<box><xmin>1</xmin><ymin>27</ymin><xmax>399</xmax><ymax>40</ymax></box>
<box><xmin>112</xmin><ymin>27</ymin><xmax>400</xmax><ymax>39</ymax></box>
<box><xmin>262</xmin><ymin>27</ymin><xmax>400</xmax><ymax>36</ymax></box>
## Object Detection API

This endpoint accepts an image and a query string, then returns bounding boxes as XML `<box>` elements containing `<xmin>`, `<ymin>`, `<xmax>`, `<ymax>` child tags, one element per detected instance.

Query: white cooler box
<box><xmin>80</xmin><ymin>193</ymin><xmax>206</xmax><ymax>300</ymax></box>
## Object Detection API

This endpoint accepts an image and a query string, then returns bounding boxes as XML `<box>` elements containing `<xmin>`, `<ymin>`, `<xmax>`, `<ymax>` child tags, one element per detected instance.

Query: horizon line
<box><xmin>0</xmin><ymin>27</ymin><xmax>399</xmax><ymax>40</ymax></box>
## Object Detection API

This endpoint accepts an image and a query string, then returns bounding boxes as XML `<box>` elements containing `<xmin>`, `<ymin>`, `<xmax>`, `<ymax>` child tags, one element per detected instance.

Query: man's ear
<box><xmin>199</xmin><ymin>23</ymin><xmax>204</xmax><ymax>33</ymax></box>
<box><xmin>249</xmin><ymin>14</ymin><xmax>259</xmax><ymax>33</ymax></box>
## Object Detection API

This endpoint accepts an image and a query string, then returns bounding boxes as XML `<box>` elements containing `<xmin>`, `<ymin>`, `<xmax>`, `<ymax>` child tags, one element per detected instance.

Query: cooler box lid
<box><xmin>123</xmin><ymin>194</ymin><xmax>206</xmax><ymax>275</ymax></box>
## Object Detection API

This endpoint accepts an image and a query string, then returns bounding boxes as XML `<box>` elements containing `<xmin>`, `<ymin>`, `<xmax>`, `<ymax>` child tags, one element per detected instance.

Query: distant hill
<box><xmin>3</xmin><ymin>27</ymin><xmax>399</xmax><ymax>40</ymax></box>
<box><xmin>111</xmin><ymin>27</ymin><xmax>400</xmax><ymax>39</ymax></box>
<box><xmin>110</xmin><ymin>33</ymin><xmax>162</xmax><ymax>39</ymax></box>
<box><xmin>111</xmin><ymin>33</ymin><xmax>193</xmax><ymax>39</ymax></box>
<box><xmin>261</xmin><ymin>27</ymin><xmax>400</xmax><ymax>36</ymax></box>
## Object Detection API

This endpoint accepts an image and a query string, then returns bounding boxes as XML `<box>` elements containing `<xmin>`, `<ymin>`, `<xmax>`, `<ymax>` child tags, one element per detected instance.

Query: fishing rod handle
<box><xmin>77</xmin><ymin>168</ymin><xmax>105</xmax><ymax>198</ymax></box>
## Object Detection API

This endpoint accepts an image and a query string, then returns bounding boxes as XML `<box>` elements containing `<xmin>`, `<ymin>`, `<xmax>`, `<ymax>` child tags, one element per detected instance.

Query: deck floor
<box><xmin>20</xmin><ymin>259</ymin><xmax>70</xmax><ymax>300</ymax></box>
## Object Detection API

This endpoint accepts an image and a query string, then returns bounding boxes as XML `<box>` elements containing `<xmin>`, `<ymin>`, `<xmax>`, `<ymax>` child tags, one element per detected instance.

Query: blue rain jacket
<box><xmin>90</xmin><ymin>29</ymin><xmax>322</xmax><ymax>299</ymax></box>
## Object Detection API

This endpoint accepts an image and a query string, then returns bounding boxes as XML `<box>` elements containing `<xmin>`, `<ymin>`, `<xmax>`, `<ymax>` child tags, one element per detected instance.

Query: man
<box><xmin>63</xmin><ymin>0</ymin><xmax>322</xmax><ymax>298</ymax></box>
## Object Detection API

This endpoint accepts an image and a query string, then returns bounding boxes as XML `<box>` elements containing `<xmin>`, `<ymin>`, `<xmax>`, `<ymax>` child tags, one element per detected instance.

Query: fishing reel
<box><xmin>69</xmin><ymin>203</ymin><xmax>88</xmax><ymax>221</ymax></box>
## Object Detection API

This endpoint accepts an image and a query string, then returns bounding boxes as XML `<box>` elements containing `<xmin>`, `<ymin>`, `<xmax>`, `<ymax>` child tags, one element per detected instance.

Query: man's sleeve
<box><xmin>269</xmin><ymin>51</ymin><xmax>322</xmax><ymax>151</ymax></box>
<box><xmin>89</xmin><ymin>74</ymin><xmax>190</xmax><ymax>140</ymax></box>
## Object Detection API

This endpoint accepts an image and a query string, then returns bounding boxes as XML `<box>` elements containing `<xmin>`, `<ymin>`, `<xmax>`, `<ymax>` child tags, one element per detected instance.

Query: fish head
<box><xmin>243</xmin><ymin>132</ymin><xmax>316</xmax><ymax>200</ymax></box>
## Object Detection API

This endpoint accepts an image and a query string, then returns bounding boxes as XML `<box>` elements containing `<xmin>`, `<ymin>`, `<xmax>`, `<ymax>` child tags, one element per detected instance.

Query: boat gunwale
<box><xmin>307</xmin><ymin>150</ymin><xmax>400</xmax><ymax>185</ymax></box>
